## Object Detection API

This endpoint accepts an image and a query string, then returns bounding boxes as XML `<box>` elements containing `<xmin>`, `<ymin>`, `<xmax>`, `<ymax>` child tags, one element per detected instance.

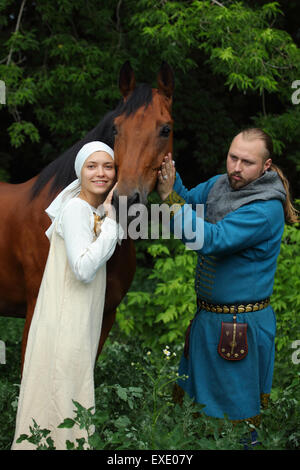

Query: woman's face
<box><xmin>80</xmin><ymin>151</ymin><xmax>116</xmax><ymax>204</ymax></box>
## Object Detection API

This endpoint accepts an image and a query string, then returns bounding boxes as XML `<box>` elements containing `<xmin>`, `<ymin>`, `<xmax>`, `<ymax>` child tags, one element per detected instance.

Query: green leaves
<box><xmin>116</xmin><ymin>238</ymin><xmax>197</xmax><ymax>348</ymax></box>
<box><xmin>0</xmin><ymin>1</ymin><xmax>124</xmax><ymax>151</ymax></box>
<box><xmin>0</xmin><ymin>0</ymin><xmax>299</xmax><ymax>193</ymax></box>
<box><xmin>58</xmin><ymin>418</ymin><xmax>75</xmax><ymax>429</ymax></box>
<box><xmin>1</xmin><ymin>320</ymin><xmax>299</xmax><ymax>450</ymax></box>
<box><xmin>11</xmin><ymin>338</ymin><xmax>299</xmax><ymax>450</ymax></box>
<box><xmin>5</xmin><ymin>30</ymin><xmax>39</xmax><ymax>53</ymax></box>
<box><xmin>272</xmin><ymin>222</ymin><xmax>300</xmax><ymax>352</ymax></box>
<box><xmin>133</xmin><ymin>0</ymin><xmax>300</xmax><ymax>98</ymax></box>
<box><xmin>226</xmin><ymin>72</ymin><xmax>254</xmax><ymax>92</ymax></box>
<box><xmin>261</xmin><ymin>2</ymin><xmax>283</xmax><ymax>20</ymax></box>
<box><xmin>115</xmin><ymin>385</ymin><xmax>143</xmax><ymax>410</ymax></box>
<box><xmin>16</xmin><ymin>419</ymin><xmax>55</xmax><ymax>450</ymax></box>
<box><xmin>8</xmin><ymin>120</ymin><xmax>40</xmax><ymax>147</ymax></box>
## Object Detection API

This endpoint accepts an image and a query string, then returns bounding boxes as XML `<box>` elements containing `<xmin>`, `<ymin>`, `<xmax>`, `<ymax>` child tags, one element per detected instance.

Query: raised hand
<box><xmin>157</xmin><ymin>152</ymin><xmax>176</xmax><ymax>201</ymax></box>
<box><xmin>102</xmin><ymin>182</ymin><xmax>118</xmax><ymax>219</ymax></box>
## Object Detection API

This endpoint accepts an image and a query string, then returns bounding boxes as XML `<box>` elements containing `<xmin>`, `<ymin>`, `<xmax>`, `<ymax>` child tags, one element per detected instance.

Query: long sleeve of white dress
<box><xmin>58</xmin><ymin>198</ymin><xmax>123</xmax><ymax>283</ymax></box>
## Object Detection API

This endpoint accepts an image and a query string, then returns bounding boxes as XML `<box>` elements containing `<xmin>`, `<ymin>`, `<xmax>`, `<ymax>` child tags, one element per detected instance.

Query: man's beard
<box><xmin>228</xmin><ymin>172</ymin><xmax>247</xmax><ymax>189</ymax></box>
<box><xmin>228</xmin><ymin>167</ymin><xmax>266</xmax><ymax>189</ymax></box>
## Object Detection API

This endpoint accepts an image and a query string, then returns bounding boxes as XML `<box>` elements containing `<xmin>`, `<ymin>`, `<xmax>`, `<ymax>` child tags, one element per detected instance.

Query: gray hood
<box><xmin>205</xmin><ymin>170</ymin><xmax>286</xmax><ymax>224</ymax></box>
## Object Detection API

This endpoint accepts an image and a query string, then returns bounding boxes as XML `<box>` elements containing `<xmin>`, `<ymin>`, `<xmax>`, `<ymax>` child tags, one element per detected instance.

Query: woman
<box><xmin>11</xmin><ymin>141</ymin><xmax>123</xmax><ymax>450</ymax></box>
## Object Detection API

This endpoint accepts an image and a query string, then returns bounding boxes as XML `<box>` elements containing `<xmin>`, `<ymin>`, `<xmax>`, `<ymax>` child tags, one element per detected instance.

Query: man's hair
<box><xmin>240</xmin><ymin>127</ymin><xmax>299</xmax><ymax>224</ymax></box>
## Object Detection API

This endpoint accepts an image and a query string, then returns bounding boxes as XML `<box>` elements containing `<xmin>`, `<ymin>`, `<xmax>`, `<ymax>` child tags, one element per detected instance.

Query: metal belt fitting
<box><xmin>197</xmin><ymin>297</ymin><xmax>270</xmax><ymax>313</ymax></box>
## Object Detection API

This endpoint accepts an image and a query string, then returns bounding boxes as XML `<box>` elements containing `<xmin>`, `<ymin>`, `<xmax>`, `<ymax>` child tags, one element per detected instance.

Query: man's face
<box><xmin>226</xmin><ymin>134</ymin><xmax>272</xmax><ymax>189</ymax></box>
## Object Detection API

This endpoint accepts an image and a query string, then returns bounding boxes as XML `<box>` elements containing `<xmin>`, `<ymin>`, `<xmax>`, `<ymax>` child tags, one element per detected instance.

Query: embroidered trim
<box><xmin>260</xmin><ymin>393</ymin><xmax>270</xmax><ymax>410</ymax></box>
<box><xmin>203</xmin><ymin>257</ymin><xmax>217</xmax><ymax>267</ymax></box>
<box><xmin>231</xmin><ymin>414</ymin><xmax>261</xmax><ymax>428</ymax></box>
<box><xmin>197</xmin><ymin>272</ymin><xmax>214</xmax><ymax>284</ymax></box>
<box><xmin>196</xmin><ymin>287</ymin><xmax>212</xmax><ymax>299</ymax></box>
<box><xmin>197</xmin><ymin>281</ymin><xmax>213</xmax><ymax>291</ymax></box>
<box><xmin>93</xmin><ymin>213</ymin><xmax>106</xmax><ymax>238</ymax></box>
<box><xmin>201</xmin><ymin>265</ymin><xmax>216</xmax><ymax>273</ymax></box>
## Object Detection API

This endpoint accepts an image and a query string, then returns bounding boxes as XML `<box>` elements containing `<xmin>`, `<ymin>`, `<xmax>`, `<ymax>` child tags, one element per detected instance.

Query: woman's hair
<box><xmin>241</xmin><ymin>127</ymin><xmax>299</xmax><ymax>224</ymax></box>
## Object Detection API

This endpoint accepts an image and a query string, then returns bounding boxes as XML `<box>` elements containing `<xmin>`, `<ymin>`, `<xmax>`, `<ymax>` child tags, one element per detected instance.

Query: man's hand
<box><xmin>157</xmin><ymin>152</ymin><xmax>176</xmax><ymax>201</ymax></box>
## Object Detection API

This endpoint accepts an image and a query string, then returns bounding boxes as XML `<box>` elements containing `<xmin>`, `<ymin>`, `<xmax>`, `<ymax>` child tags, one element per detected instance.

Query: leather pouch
<box><xmin>218</xmin><ymin>321</ymin><xmax>248</xmax><ymax>361</ymax></box>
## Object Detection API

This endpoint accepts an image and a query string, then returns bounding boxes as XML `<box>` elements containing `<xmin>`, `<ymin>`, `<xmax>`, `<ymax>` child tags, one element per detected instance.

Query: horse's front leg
<box><xmin>97</xmin><ymin>308</ymin><xmax>117</xmax><ymax>358</ymax></box>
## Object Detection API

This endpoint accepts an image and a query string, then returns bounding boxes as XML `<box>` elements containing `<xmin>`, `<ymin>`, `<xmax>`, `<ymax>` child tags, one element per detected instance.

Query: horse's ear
<box><xmin>119</xmin><ymin>61</ymin><xmax>136</xmax><ymax>99</ymax></box>
<box><xmin>157</xmin><ymin>62</ymin><xmax>174</xmax><ymax>98</ymax></box>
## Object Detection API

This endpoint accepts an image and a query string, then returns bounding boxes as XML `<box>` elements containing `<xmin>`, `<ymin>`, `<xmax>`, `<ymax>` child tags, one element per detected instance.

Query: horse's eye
<box><xmin>112</xmin><ymin>125</ymin><xmax>118</xmax><ymax>136</ymax></box>
<box><xmin>160</xmin><ymin>125</ymin><xmax>171</xmax><ymax>137</ymax></box>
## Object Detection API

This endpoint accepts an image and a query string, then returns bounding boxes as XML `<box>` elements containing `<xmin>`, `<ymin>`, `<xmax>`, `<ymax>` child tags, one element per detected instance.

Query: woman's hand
<box><xmin>157</xmin><ymin>152</ymin><xmax>176</xmax><ymax>201</ymax></box>
<box><xmin>102</xmin><ymin>183</ymin><xmax>117</xmax><ymax>219</ymax></box>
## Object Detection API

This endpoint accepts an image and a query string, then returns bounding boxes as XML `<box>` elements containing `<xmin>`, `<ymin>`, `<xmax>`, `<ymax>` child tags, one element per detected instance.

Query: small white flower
<box><xmin>131</xmin><ymin>362</ymin><xmax>135</xmax><ymax>366</ymax></box>
<box><xmin>163</xmin><ymin>348</ymin><xmax>171</xmax><ymax>356</ymax></box>
<box><xmin>146</xmin><ymin>351</ymin><xmax>151</xmax><ymax>356</ymax></box>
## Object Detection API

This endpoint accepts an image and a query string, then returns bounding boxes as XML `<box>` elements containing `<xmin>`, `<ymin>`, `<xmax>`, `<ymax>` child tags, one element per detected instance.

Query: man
<box><xmin>156</xmin><ymin>128</ymin><xmax>298</xmax><ymax>444</ymax></box>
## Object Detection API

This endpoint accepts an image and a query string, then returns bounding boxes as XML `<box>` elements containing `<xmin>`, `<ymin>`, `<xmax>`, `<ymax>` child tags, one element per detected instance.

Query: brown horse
<box><xmin>0</xmin><ymin>61</ymin><xmax>174</xmax><ymax>371</ymax></box>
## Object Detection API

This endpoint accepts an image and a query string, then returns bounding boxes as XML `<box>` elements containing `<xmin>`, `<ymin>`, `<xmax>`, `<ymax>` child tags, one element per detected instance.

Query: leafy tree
<box><xmin>129</xmin><ymin>0</ymin><xmax>300</xmax><ymax>191</ymax></box>
<box><xmin>0</xmin><ymin>0</ymin><xmax>299</xmax><ymax>196</ymax></box>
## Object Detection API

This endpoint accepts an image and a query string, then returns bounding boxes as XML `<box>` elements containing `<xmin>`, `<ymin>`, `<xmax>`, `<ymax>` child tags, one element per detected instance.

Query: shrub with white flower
<box><xmin>163</xmin><ymin>348</ymin><xmax>171</xmax><ymax>357</ymax></box>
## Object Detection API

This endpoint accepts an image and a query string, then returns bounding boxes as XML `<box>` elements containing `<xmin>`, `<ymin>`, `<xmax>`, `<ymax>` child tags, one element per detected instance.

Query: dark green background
<box><xmin>0</xmin><ymin>0</ymin><xmax>300</xmax><ymax>198</ymax></box>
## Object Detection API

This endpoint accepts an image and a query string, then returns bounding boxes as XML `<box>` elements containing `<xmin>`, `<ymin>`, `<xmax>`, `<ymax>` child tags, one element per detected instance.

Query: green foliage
<box><xmin>134</xmin><ymin>0</ymin><xmax>299</xmax><ymax>96</ymax></box>
<box><xmin>259</xmin><ymin>373</ymin><xmax>300</xmax><ymax>449</ymax></box>
<box><xmin>11</xmin><ymin>341</ymin><xmax>247</xmax><ymax>450</ymax></box>
<box><xmin>0</xmin><ymin>379</ymin><xmax>19</xmax><ymax>450</ymax></box>
<box><xmin>0</xmin><ymin>167</ymin><xmax>9</xmax><ymax>181</ymax></box>
<box><xmin>131</xmin><ymin>0</ymin><xmax>300</xmax><ymax>182</ymax></box>
<box><xmin>116</xmin><ymin>236</ymin><xmax>197</xmax><ymax>348</ymax></box>
<box><xmin>7</xmin><ymin>337</ymin><xmax>299</xmax><ymax>450</ymax></box>
<box><xmin>0</xmin><ymin>308</ymin><xmax>298</xmax><ymax>450</ymax></box>
<box><xmin>16</xmin><ymin>418</ymin><xmax>56</xmax><ymax>450</ymax></box>
<box><xmin>272</xmin><ymin>222</ymin><xmax>300</xmax><ymax>352</ymax></box>
<box><xmin>8</xmin><ymin>120</ymin><xmax>40</xmax><ymax>148</ymax></box>
<box><xmin>0</xmin><ymin>0</ymin><xmax>126</xmax><ymax>154</ymax></box>
<box><xmin>0</xmin><ymin>0</ymin><xmax>299</xmax><ymax>192</ymax></box>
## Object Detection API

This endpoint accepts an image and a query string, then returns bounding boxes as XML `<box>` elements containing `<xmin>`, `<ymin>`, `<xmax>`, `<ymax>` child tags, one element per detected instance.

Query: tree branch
<box><xmin>6</xmin><ymin>0</ymin><xmax>27</xmax><ymax>66</ymax></box>
<box><xmin>211</xmin><ymin>0</ymin><xmax>225</xmax><ymax>7</ymax></box>
<box><xmin>116</xmin><ymin>0</ymin><xmax>123</xmax><ymax>49</ymax></box>
<box><xmin>262</xmin><ymin>89</ymin><xmax>267</xmax><ymax>117</ymax></box>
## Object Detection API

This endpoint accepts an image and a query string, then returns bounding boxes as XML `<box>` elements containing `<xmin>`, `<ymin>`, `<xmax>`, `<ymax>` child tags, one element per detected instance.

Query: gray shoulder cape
<box><xmin>205</xmin><ymin>170</ymin><xmax>286</xmax><ymax>224</ymax></box>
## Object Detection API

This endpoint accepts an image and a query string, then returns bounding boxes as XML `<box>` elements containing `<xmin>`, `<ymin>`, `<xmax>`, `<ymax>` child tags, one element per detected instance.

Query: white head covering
<box><xmin>45</xmin><ymin>141</ymin><xmax>114</xmax><ymax>240</ymax></box>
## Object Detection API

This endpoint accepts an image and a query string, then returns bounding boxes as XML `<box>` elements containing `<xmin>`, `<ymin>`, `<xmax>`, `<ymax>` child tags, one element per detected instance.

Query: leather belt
<box><xmin>197</xmin><ymin>297</ymin><xmax>270</xmax><ymax>313</ymax></box>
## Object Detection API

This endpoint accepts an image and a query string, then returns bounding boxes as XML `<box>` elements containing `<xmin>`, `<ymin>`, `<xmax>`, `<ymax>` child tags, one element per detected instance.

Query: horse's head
<box><xmin>112</xmin><ymin>61</ymin><xmax>174</xmax><ymax>210</ymax></box>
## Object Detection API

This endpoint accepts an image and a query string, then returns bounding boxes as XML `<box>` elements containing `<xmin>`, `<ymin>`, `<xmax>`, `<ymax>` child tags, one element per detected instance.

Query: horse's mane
<box><xmin>30</xmin><ymin>83</ymin><xmax>153</xmax><ymax>200</ymax></box>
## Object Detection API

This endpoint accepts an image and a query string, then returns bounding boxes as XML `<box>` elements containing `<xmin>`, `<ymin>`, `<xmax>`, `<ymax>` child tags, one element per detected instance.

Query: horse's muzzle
<box><xmin>112</xmin><ymin>189</ymin><xmax>148</xmax><ymax>223</ymax></box>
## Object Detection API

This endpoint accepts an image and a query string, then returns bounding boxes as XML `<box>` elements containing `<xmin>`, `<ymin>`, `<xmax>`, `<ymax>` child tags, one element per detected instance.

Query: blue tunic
<box><xmin>171</xmin><ymin>173</ymin><xmax>285</xmax><ymax>421</ymax></box>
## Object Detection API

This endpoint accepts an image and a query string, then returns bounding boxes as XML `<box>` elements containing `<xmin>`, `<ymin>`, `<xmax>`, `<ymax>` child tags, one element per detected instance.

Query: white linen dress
<box><xmin>11</xmin><ymin>197</ymin><xmax>123</xmax><ymax>450</ymax></box>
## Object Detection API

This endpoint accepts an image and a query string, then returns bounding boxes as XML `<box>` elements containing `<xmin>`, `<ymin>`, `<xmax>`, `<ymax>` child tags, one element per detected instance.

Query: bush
<box><xmin>11</xmin><ymin>336</ymin><xmax>300</xmax><ymax>450</ymax></box>
<box><xmin>116</xmin><ymin>236</ymin><xmax>197</xmax><ymax>349</ymax></box>
<box><xmin>272</xmin><ymin>223</ymin><xmax>300</xmax><ymax>353</ymax></box>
